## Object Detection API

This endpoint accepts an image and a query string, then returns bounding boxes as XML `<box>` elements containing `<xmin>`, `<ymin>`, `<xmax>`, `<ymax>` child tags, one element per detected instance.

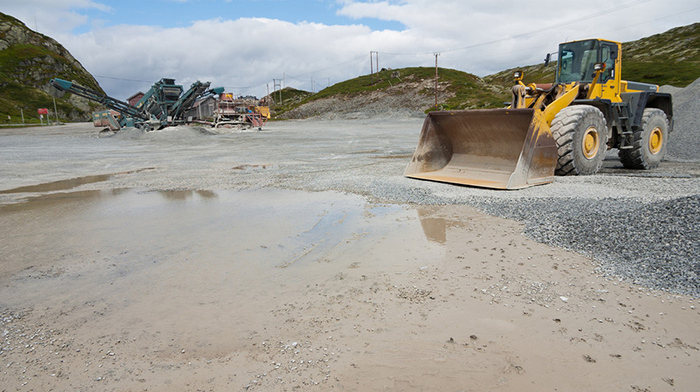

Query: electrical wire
<box><xmin>380</xmin><ymin>0</ymin><xmax>654</xmax><ymax>56</ymax></box>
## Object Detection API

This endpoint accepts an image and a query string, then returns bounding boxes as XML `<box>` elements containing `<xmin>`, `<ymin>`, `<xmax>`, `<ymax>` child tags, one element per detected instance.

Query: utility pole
<box><xmin>52</xmin><ymin>96</ymin><xmax>59</xmax><ymax>125</ymax></box>
<box><xmin>369</xmin><ymin>51</ymin><xmax>378</xmax><ymax>84</ymax></box>
<box><xmin>434</xmin><ymin>52</ymin><xmax>440</xmax><ymax>108</ymax></box>
<box><xmin>273</xmin><ymin>79</ymin><xmax>282</xmax><ymax>105</ymax></box>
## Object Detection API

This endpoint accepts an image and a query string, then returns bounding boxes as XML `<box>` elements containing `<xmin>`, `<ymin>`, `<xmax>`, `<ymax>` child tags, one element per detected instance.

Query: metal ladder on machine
<box><xmin>613</xmin><ymin>103</ymin><xmax>635</xmax><ymax>150</ymax></box>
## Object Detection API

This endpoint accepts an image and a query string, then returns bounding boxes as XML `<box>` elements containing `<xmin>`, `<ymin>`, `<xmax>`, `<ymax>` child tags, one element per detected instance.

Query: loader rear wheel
<box><xmin>551</xmin><ymin>105</ymin><xmax>608</xmax><ymax>175</ymax></box>
<box><xmin>618</xmin><ymin>108</ymin><xmax>669</xmax><ymax>170</ymax></box>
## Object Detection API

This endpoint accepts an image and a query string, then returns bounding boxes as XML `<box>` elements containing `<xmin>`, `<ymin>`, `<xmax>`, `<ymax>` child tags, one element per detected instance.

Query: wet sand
<box><xmin>1</xmin><ymin>123</ymin><xmax>699</xmax><ymax>391</ymax></box>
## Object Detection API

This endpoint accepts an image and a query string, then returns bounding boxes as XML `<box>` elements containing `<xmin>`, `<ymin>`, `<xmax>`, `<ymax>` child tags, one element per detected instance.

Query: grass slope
<box><xmin>485</xmin><ymin>22</ymin><xmax>700</xmax><ymax>96</ymax></box>
<box><xmin>276</xmin><ymin>67</ymin><xmax>506</xmax><ymax>116</ymax></box>
<box><xmin>0</xmin><ymin>12</ymin><xmax>103</xmax><ymax>124</ymax></box>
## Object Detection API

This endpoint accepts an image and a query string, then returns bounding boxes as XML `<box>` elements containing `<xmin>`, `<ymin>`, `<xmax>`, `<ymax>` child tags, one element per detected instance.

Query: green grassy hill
<box><xmin>275</xmin><ymin>66</ymin><xmax>506</xmax><ymax>118</ymax></box>
<box><xmin>623</xmin><ymin>22</ymin><xmax>700</xmax><ymax>86</ymax></box>
<box><xmin>485</xmin><ymin>22</ymin><xmax>700</xmax><ymax>98</ymax></box>
<box><xmin>0</xmin><ymin>12</ymin><xmax>103</xmax><ymax>124</ymax></box>
<box><xmin>315</xmin><ymin>66</ymin><xmax>504</xmax><ymax>109</ymax></box>
<box><xmin>266</xmin><ymin>87</ymin><xmax>314</xmax><ymax>113</ymax></box>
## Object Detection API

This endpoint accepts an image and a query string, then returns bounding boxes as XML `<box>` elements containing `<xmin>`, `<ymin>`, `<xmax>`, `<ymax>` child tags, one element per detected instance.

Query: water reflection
<box><xmin>417</xmin><ymin>208</ymin><xmax>447</xmax><ymax>244</ymax></box>
<box><xmin>158</xmin><ymin>190</ymin><xmax>218</xmax><ymax>201</ymax></box>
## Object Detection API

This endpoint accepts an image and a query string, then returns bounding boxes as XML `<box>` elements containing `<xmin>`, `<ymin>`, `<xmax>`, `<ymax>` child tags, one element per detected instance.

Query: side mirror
<box><xmin>544</xmin><ymin>53</ymin><xmax>551</xmax><ymax>67</ymax></box>
<box><xmin>594</xmin><ymin>62</ymin><xmax>606</xmax><ymax>71</ymax></box>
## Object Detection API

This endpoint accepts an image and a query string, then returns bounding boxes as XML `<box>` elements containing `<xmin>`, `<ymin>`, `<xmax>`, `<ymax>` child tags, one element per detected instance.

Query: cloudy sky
<box><xmin>3</xmin><ymin>0</ymin><xmax>699</xmax><ymax>100</ymax></box>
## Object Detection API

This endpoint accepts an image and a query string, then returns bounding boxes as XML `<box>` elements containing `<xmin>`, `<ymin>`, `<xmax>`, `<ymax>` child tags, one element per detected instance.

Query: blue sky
<box><xmin>2</xmin><ymin>0</ymin><xmax>699</xmax><ymax>99</ymax></box>
<box><xmin>70</xmin><ymin>0</ymin><xmax>405</xmax><ymax>33</ymax></box>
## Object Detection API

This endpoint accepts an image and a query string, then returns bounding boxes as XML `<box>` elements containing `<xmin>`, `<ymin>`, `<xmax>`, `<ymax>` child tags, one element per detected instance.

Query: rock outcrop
<box><xmin>0</xmin><ymin>12</ymin><xmax>103</xmax><ymax>122</ymax></box>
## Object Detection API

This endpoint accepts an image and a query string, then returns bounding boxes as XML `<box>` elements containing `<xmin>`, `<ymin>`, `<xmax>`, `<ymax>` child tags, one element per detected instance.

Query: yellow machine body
<box><xmin>404</xmin><ymin>38</ymin><xmax>668</xmax><ymax>189</ymax></box>
<box><xmin>405</xmin><ymin>78</ymin><xmax>580</xmax><ymax>189</ymax></box>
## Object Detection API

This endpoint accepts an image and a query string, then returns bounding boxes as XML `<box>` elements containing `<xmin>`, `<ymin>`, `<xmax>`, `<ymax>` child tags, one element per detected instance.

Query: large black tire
<box><xmin>551</xmin><ymin>105</ymin><xmax>608</xmax><ymax>175</ymax></box>
<box><xmin>618</xmin><ymin>108</ymin><xmax>669</xmax><ymax>170</ymax></box>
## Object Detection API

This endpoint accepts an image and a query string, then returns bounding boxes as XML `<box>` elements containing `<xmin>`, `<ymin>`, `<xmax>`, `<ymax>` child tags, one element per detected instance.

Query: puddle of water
<box><xmin>0</xmin><ymin>188</ymin><xmax>445</xmax><ymax>313</ymax></box>
<box><xmin>0</xmin><ymin>168</ymin><xmax>155</xmax><ymax>195</ymax></box>
<box><xmin>0</xmin><ymin>187</ymin><xmax>454</xmax><ymax>358</ymax></box>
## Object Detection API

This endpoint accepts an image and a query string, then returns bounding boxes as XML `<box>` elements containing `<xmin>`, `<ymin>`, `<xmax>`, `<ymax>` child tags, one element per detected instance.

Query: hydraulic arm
<box><xmin>50</xmin><ymin>78</ymin><xmax>150</xmax><ymax>121</ymax></box>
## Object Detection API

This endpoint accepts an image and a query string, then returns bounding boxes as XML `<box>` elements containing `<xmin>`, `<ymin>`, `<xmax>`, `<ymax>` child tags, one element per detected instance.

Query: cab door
<box><xmin>599</xmin><ymin>41</ymin><xmax>622</xmax><ymax>102</ymax></box>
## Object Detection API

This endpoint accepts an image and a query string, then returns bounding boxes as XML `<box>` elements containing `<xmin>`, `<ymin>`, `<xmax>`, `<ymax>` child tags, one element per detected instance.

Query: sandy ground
<box><xmin>1</xmin><ymin>122</ymin><xmax>699</xmax><ymax>391</ymax></box>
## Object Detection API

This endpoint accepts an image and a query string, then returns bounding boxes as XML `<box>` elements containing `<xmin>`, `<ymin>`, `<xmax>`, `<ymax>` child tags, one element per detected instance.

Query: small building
<box><xmin>127</xmin><ymin>92</ymin><xmax>145</xmax><ymax>106</ymax></box>
<box><xmin>185</xmin><ymin>95</ymin><xmax>217</xmax><ymax>120</ymax></box>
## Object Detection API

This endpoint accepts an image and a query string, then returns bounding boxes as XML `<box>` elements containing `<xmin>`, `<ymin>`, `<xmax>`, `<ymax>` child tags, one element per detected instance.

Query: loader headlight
<box><xmin>513</xmin><ymin>70</ymin><xmax>523</xmax><ymax>81</ymax></box>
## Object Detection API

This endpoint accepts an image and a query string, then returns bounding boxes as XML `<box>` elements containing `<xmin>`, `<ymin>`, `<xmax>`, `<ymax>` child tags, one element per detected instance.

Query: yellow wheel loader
<box><xmin>404</xmin><ymin>38</ymin><xmax>673</xmax><ymax>189</ymax></box>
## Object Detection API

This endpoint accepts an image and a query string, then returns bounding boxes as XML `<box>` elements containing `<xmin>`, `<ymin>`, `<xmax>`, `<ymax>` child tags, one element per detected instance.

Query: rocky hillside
<box><xmin>0</xmin><ymin>12</ymin><xmax>103</xmax><ymax>123</ymax></box>
<box><xmin>278</xmin><ymin>67</ymin><xmax>505</xmax><ymax>119</ymax></box>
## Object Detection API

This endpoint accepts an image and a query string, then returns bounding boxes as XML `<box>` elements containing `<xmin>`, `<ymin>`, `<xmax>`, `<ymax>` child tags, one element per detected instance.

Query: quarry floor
<box><xmin>1</xmin><ymin>120</ymin><xmax>699</xmax><ymax>392</ymax></box>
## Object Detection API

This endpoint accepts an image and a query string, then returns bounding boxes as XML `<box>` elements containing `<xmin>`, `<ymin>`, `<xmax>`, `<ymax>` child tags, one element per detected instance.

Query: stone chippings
<box><xmin>666</xmin><ymin>77</ymin><xmax>700</xmax><ymax>161</ymax></box>
<box><xmin>469</xmin><ymin>196</ymin><xmax>700</xmax><ymax>298</ymax></box>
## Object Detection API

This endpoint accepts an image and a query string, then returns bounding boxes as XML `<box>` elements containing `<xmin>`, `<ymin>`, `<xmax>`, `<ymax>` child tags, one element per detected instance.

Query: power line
<box><xmin>94</xmin><ymin>75</ymin><xmax>152</xmax><ymax>83</ymax></box>
<box><xmin>600</xmin><ymin>5</ymin><xmax>700</xmax><ymax>35</ymax></box>
<box><xmin>381</xmin><ymin>0</ymin><xmax>653</xmax><ymax>56</ymax></box>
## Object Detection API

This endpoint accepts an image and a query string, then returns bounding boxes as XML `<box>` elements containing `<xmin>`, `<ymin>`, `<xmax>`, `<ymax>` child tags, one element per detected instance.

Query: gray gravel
<box><xmin>667</xmin><ymin>77</ymin><xmax>700</xmax><ymax>161</ymax></box>
<box><xmin>1</xmin><ymin>79</ymin><xmax>699</xmax><ymax>299</ymax></box>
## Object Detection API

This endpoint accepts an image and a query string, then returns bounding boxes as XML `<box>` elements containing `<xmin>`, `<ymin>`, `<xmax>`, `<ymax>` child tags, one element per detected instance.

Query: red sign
<box><xmin>37</xmin><ymin>108</ymin><xmax>49</xmax><ymax>115</ymax></box>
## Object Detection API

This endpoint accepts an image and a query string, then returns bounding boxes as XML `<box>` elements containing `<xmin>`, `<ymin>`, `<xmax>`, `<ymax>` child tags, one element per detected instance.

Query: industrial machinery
<box><xmin>209</xmin><ymin>93</ymin><xmax>268</xmax><ymax>129</ymax></box>
<box><xmin>50</xmin><ymin>77</ymin><xmax>224</xmax><ymax>132</ymax></box>
<box><xmin>404</xmin><ymin>38</ymin><xmax>673</xmax><ymax>189</ymax></box>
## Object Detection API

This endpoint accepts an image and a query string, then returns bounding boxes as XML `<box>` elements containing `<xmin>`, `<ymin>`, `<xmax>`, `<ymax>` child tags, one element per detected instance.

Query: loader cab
<box><xmin>557</xmin><ymin>39</ymin><xmax>621</xmax><ymax>101</ymax></box>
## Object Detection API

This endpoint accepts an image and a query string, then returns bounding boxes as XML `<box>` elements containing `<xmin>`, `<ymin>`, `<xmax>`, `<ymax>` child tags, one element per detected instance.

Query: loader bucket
<box><xmin>404</xmin><ymin>109</ymin><xmax>557</xmax><ymax>190</ymax></box>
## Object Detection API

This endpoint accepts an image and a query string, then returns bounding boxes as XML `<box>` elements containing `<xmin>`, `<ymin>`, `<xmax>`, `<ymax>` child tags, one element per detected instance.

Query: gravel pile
<box><xmin>665</xmin><ymin>76</ymin><xmax>700</xmax><ymax>161</ymax></box>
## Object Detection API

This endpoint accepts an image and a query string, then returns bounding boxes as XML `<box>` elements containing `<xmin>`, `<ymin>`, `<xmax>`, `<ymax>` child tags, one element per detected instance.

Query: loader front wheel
<box><xmin>618</xmin><ymin>108</ymin><xmax>669</xmax><ymax>170</ymax></box>
<box><xmin>551</xmin><ymin>105</ymin><xmax>608</xmax><ymax>175</ymax></box>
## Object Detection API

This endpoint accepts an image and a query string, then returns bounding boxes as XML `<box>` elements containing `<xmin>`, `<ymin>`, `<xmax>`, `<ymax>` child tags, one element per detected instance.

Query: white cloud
<box><xmin>2</xmin><ymin>0</ymin><xmax>699</xmax><ymax>99</ymax></box>
<box><xmin>0</xmin><ymin>0</ymin><xmax>111</xmax><ymax>37</ymax></box>
<box><xmin>54</xmin><ymin>17</ymin><xmax>383</xmax><ymax>99</ymax></box>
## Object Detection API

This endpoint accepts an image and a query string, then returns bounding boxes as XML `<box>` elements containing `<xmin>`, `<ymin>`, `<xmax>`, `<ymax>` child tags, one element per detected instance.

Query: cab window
<box><xmin>600</xmin><ymin>43</ymin><xmax>616</xmax><ymax>82</ymax></box>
